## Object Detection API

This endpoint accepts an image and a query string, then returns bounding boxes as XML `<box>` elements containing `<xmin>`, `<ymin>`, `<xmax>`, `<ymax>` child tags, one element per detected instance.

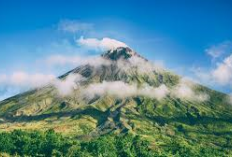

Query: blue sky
<box><xmin>0</xmin><ymin>0</ymin><xmax>232</xmax><ymax>99</ymax></box>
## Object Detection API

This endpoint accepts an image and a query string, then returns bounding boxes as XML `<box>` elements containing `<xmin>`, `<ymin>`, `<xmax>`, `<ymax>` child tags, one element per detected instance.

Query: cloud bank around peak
<box><xmin>82</xmin><ymin>79</ymin><xmax>208</xmax><ymax>102</ymax></box>
<box><xmin>83</xmin><ymin>81</ymin><xmax>169</xmax><ymax>100</ymax></box>
<box><xmin>76</xmin><ymin>36</ymin><xmax>128</xmax><ymax>51</ymax></box>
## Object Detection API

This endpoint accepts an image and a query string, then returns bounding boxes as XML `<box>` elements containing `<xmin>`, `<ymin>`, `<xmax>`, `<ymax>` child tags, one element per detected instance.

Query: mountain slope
<box><xmin>0</xmin><ymin>47</ymin><xmax>232</xmax><ymax>155</ymax></box>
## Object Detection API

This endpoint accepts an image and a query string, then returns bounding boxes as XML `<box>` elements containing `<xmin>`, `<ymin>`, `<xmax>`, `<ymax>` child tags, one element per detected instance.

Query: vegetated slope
<box><xmin>0</xmin><ymin>47</ymin><xmax>232</xmax><ymax>155</ymax></box>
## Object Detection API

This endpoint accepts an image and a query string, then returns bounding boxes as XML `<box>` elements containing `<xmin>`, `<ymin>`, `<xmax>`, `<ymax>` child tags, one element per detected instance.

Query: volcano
<box><xmin>0</xmin><ymin>46</ymin><xmax>232</xmax><ymax>156</ymax></box>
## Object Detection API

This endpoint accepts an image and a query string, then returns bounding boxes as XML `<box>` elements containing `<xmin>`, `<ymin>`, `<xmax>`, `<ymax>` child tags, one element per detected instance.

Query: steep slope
<box><xmin>0</xmin><ymin>47</ymin><xmax>232</xmax><ymax>154</ymax></box>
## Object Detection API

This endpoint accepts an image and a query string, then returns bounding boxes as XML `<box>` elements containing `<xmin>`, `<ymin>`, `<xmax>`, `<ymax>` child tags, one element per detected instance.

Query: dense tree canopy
<box><xmin>0</xmin><ymin>129</ymin><xmax>228</xmax><ymax>157</ymax></box>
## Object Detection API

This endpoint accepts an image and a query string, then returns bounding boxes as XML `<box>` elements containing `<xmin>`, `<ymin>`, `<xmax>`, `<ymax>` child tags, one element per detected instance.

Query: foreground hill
<box><xmin>0</xmin><ymin>47</ymin><xmax>232</xmax><ymax>156</ymax></box>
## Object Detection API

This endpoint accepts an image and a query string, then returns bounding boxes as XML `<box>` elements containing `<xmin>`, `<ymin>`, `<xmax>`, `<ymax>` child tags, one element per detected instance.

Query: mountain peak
<box><xmin>101</xmin><ymin>47</ymin><xmax>139</xmax><ymax>61</ymax></box>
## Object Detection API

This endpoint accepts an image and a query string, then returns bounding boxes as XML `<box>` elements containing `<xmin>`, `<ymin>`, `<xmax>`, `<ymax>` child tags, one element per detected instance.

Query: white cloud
<box><xmin>82</xmin><ymin>81</ymin><xmax>169</xmax><ymax>100</ymax></box>
<box><xmin>84</xmin><ymin>81</ymin><xmax>137</xmax><ymax>99</ymax></box>
<box><xmin>139</xmin><ymin>84</ymin><xmax>169</xmax><ymax>100</ymax></box>
<box><xmin>0</xmin><ymin>71</ymin><xmax>85</xmax><ymax>98</ymax></box>
<box><xmin>58</xmin><ymin>20</ymin><xmax>93</xmax><ymax>33</ymax></box>
<box><xmin>77</xmin><ymin>36</ymin><xmax>128</xmax><ymax>51</ymax></box>
<box><xmin>192</xmin><ymin>41</ymin><xmax>232</xmax><ymax>90</ymax></box>
<box><xmin>172</xmin><ymin>78</ymin><xmax>209</xmax><ymax>102</ymax></box>
<box><xmin>0</xmin><ymin>72</ymin><xmax>56</xmax><ymax>100</ymax></box>
<box><xmin>117</xmin><ymin>56</ymin><xmax>164</xmax><ymax>74</ymax></box>
<box><xmin>0</xmin><ymin>71</ymin><xmax>85</xmax><ymax>99</ymax></box>
<box><xmin>211</xmin><ymin>54</ymin><xmax>232</xmax><ymax>86</ymax></box>
<box><xmin>173</xmin><ymin>79</ymin><xmax>195</xmax><ymax>99</ymax></box>
<box><xmin>83</xmin><ymin>80</ymin><xmax>208</xmax><ymax>102</ymax></box>
<box><xmin>191</xmin><ymin>56</ymin><xmax>232</xmax><ymax>94</ymax></box>
<box><xmin>128</xmin><ymin>56</ymin><xmax>156</xmax><ymax>72</ymax></box>
<box><xmin>0</xmin><ymin>72</ymin><xmax>55</xmax><ymax>88</ymax></box>
<box><xmin>52</xmin><ymin>74</ymin><xmax>85</xmax><ymax>96</ymax></box>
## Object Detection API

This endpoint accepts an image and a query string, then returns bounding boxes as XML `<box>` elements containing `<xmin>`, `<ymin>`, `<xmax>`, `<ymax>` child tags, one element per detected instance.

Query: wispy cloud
<box><xmin>58</xmin><ymin>20</ymin><xmax>93</xmax><ymax>33</ymax></box>
<box><xmin>206</xmin><ymin>41</ymin><xmax>232</xmax><ymax>60</ymax></box>
<box><xmin>45</xmin><ymin>54</ymin><xmax>111</xmax><ymax>67</ymax></box>
<box><xmin>190</xmin><ymin>67</ymin><xmax>212</xmax><ymax>85</ymax></box>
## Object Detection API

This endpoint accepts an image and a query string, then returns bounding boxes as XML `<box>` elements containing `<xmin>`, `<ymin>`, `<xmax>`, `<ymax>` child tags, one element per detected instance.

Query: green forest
<box><xmin>0</xmin><ymin>129</ymin><xmax>227</xmax><ymax>157</ymax></box>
